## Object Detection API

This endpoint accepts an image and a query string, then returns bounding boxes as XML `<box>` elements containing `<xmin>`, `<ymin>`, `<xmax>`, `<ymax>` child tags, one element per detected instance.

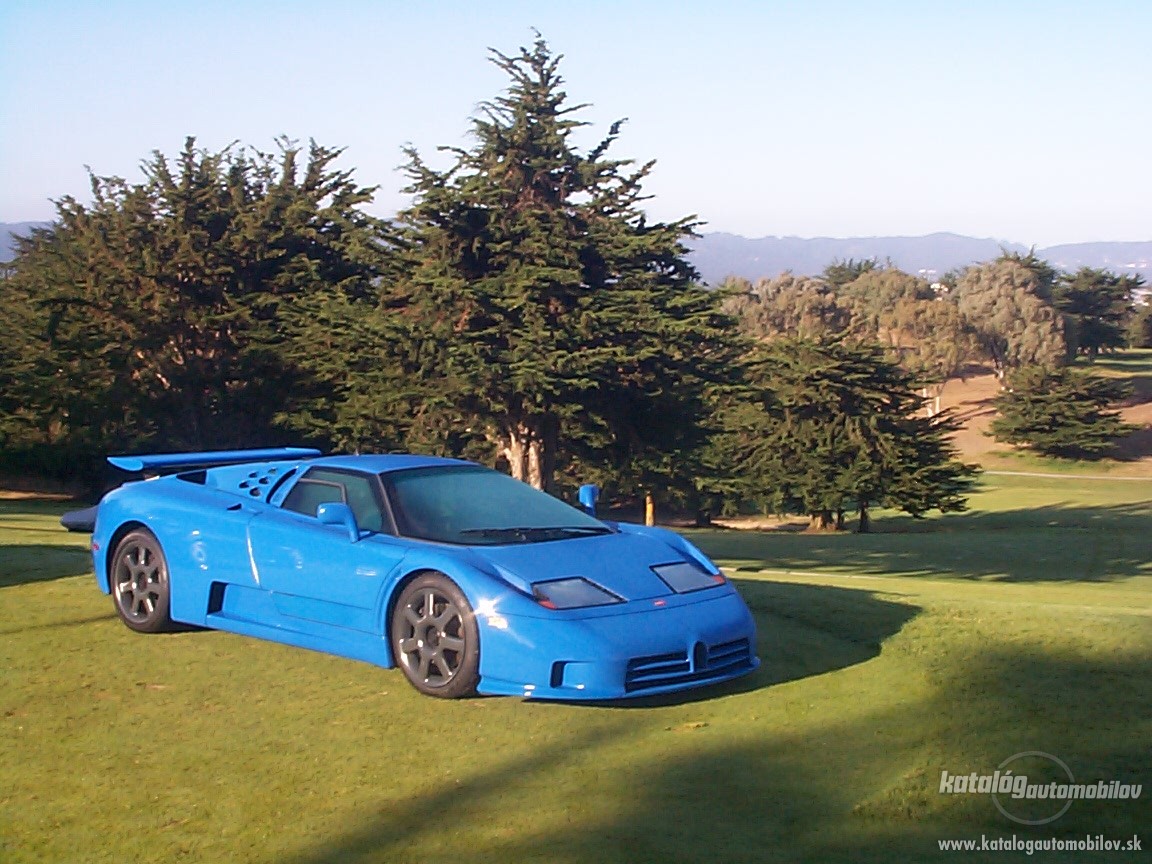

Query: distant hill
<box><xmin>1041</xmin><ymin>241</ymin><xmax>1152</xmax><ymax>274</ymax></box>
<box><xmin>687</xmin><ymin>232</ymin><xmax>1152</xmax><ymax>286</ymax></box>
<box><xmin>5</xmin><ymin>220</ymin><xmax>1150</xmax><ymax>287</ymax></box>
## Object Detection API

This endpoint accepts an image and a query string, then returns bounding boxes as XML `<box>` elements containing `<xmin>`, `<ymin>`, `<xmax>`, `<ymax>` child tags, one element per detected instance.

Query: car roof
<box><xmin>308</xmin><ymin>453</ymin><xmax>478</xmax><ymax>475</ymax></box>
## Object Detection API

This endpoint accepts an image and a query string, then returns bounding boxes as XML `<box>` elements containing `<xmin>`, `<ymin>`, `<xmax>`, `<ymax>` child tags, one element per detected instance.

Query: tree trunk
<box><xmin>498</xmin><ymin>415</ymin><xmax>559</xmax><ymax>491</ymax></box>
<box><xmin>857</xmin><ymin>501</ymin><xmax>871</xmax><ymax>533</ymax></box>
<box><xmin>921</xmin><ymin>383</ymin><xmax>945</xmax><ymax>418</ymax></box>
<box><xmin>502</xmin><ymin>429</ymin><xmax>527</xmax><ymax>483</ymax></box>
<box><xmin>526</xmin><ymin>441</ymin><xmax>544</xmax><ymax>490</ymax></box>
<box><xmin>808</xmin><ymin>510</ymin><xmax>836</xmax><ymax>531</ymax></box>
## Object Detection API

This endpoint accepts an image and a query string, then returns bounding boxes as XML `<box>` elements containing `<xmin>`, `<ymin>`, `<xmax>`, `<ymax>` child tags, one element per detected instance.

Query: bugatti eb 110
<box><xmin>79</xmin><ymin>448</ymin><xmax>759</xmax><ymax>700</ymax></box>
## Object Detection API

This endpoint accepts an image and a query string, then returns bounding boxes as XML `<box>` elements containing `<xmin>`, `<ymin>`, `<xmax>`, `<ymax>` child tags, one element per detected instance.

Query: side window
<box><xmin>281</xmin><ymin>468</ymin><xmax>385</xmax><ymax>534</ymax></box>
<box><xmin>282</xmin><ymin>479</ymin><xmax>344</xmax><ymax>518</ymax></box>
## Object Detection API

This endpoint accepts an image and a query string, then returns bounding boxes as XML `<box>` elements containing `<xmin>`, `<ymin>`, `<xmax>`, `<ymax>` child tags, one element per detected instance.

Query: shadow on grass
<box><xmin>281</xmin><ymin>642</ymin><xmax>1150</xmax><ymax>864</ymax></box>
<box><xmin>859</xmin><ymin>645</ymin><xmax>1152</xmax><ymax>842</ymax></box>
<box><xmin>692</xmin><ymin>501</ymin><xmax>1152</xmax><ymax>583</ymax></box>
<box><xmin>738</xmin><ymin>578</ymin><xmax>920</xmax><ymax>688</ymax></box>
<box><xmin>1092</xmin><ymin>350</ymin><xmax>1152</xmax><ymax>391</ymax></box>
<box><xmin>573</xmin><ymin>580</ymin><xmax>921</xmax><ymax>709</ymax></box>
<box><xmin>0</xmin><ymin>544</ymin><xmax>92</xmax><ymax>588</ymax></box>
<box><xmin>1113</xmin><ymin>424</ymin><xmax>1152</xmax><ymax>460</ymax></box>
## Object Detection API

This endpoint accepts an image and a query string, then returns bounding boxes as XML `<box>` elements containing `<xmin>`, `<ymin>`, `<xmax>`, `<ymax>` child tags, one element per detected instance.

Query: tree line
<box><xmin>0</xmin><ymin>38</ymin><xmax>1142</xmax><ymax>527</ymax></box>
<box><xmin>722</xmin><ymin>247</ymin><xmax>1143</xmax><ymax>462</ymax></box>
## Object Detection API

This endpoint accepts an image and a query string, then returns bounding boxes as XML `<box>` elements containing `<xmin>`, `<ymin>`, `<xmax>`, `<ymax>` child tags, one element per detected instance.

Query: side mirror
<box><xmin>578</xmin><ymin>483</ymin><xmax>600</xmax><ymax>517</ymax></box>
<box><xmin>317</xmin><ymin>502</ymin><xmax>360</xmax><ymax>543</ymax></box>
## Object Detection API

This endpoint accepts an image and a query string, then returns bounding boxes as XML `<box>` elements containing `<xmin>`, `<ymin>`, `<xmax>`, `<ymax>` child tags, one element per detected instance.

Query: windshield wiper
<box><xmin>538</xmin><ymin>525</ymin><xmax>613</xmax><ymax>535</ymax></box>
<box><xmin>459</xmin><ymin>525</ymin><xmax>612</xmax><ymax>542</ymax></box>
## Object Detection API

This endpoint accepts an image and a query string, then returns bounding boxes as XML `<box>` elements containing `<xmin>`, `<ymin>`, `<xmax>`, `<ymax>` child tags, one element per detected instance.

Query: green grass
<box><xmin>2</xmin><ymin>484</ymin><xmax>1149</xmax><ymax>863</ymax></box>
<box><xmin>979</xmin><ymin>448</ymin><xmax>1148</xmax><ymax>476</ymax></box>
<box><xmin>697</xmin><ymin>474</ymin><xmax>1152</xmax><ymax>583</ymax></box>
<box><xmin>1087</xmin><ymin>347</ymin><xmax>1152</xmax><ymax>394</ymax></box>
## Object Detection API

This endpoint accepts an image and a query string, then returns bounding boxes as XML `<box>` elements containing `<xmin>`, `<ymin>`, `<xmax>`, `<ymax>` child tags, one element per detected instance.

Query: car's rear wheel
<box><xmin>111</xmin><ymin>529</ymin><xmax>175</xmax><ymax>633</ymax></box>
<box><xmin>390</xmin><ymin>573</ymin><xmax>479</xmax><ymax>698</ymax></box>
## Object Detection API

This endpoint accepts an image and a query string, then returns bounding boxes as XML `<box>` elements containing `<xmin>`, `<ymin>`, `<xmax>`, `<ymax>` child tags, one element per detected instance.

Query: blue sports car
<box><xmin>83</xmin><ymin>448</ymin><xmax>759</xmax><ymax>700</ymax></box>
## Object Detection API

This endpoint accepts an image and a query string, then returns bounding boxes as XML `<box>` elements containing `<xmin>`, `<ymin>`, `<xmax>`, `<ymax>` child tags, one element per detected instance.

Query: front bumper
<box><xmin>475</xmin><ymin>589</ymin><xmax>759</xmax><ymax>700</ymax></box>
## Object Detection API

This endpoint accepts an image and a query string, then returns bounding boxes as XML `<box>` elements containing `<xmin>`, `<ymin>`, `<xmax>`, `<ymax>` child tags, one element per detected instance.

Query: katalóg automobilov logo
<box><xmin>938</xmin><ymin>751</ymin><xmax>1142</xmax><ymax>826</ymax></box>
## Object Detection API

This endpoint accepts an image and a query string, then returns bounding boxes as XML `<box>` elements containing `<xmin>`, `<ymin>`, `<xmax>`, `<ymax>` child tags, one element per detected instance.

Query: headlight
<box><xmin>532</xmin><ymin>578</ymin><xmax>623</xmax><ymax>609</ymax></box>
<box><xmin>652</xmin><ymin>561</ymin><xmax>726</xmax><ymax>593</ymax></box>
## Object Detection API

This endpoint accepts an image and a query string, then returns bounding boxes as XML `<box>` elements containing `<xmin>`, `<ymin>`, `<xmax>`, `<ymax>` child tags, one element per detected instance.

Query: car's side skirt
<box><xmin>200</xmin><ymin>611</ymin><xmax>395</xmax><ymax>669</ymax></box>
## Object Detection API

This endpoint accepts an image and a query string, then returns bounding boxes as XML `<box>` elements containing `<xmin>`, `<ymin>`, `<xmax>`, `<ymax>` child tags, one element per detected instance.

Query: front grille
<box><xmin>624</xmin><ymin>637</ymin><xmax>753</xmax><ymax>693</ymax></box>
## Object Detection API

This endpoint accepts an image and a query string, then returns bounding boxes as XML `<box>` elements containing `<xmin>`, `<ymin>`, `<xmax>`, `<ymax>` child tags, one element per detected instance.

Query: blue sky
<box><xmin>1</xmin><ymin>0</ymin><xmax>1149</xmax><ymax>246</ymax></box>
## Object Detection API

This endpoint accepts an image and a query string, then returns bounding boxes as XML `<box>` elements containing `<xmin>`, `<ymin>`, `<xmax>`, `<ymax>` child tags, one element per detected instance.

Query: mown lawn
<box><xmin>2</xmin><ymin>476</ymin><xmax>1149</xmax><ymax>863</ymax></box>
<box><xmin>1091</xmin><ymin>348</ymin><xmax>1152</xmax><ymax>398</ymax></box>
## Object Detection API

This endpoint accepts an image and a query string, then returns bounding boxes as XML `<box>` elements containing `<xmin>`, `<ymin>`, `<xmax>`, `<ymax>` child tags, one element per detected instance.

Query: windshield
<box><xmin>383</xmin><ymin>465</ymin><xmax>611</xmax><ymax>545</ymax></box>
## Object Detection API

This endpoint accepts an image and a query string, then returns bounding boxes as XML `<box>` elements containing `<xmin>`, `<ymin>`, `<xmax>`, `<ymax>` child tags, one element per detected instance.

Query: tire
<box><xmin>110</xmin><ymin>529</ymin><xmax>175</xmax><ymax>633</ymax></box>
<box><xmin>390</xmin><ymin>573</ymin><xmax>479</xmax><ymax>698</ymax></box>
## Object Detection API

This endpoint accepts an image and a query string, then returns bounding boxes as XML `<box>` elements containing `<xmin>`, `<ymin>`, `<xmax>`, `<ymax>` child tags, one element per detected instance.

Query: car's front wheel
<box><xmin>390</xmin><ymin>573</ymin><xmax>479</xmax><ymax>698</ymax></box>
<box><xmin>110</xmin><ymin>529</ymin><xmax>175</xmax><ymax>633</ymax></box>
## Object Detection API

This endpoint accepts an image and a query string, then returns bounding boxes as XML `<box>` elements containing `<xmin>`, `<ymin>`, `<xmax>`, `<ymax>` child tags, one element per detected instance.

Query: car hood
<box><xmin>471</xmin><ymin>529</ymin><xmax>693</xmax><ymax>601</ymax></box>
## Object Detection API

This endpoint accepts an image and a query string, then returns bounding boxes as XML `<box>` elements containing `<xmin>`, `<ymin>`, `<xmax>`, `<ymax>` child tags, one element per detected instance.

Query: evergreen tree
<box><xmin>953</xmin><ymin>256</ymin><xmax>1066</xmax><ymax>377</ymax></box>
<box><xmin>822</xmin><ymin>257</ymin><xmax>880</xmax><ymax>289</ymax></box>
<box><xmin>997</xmin><ymin>248</ymin><xmax>1060</xmax><ymax>301</ymax></box>
<box><xmin>1053</xmin><ymin>267</ymin><xmax>1139</xmax><ymax>360</ymax></box>
<box><xmin>722</xmin><ymin>273</ymin><xmax>851</xmax><ymax>342</ymax></box>
<box><xmin>343</xmin><ymin>37</ymin><xmax>737</xmax><ymax>492</ymax></box>
<box><xmin>990</xmin><ymin>366</ymin><xmax>1137</xmax><ymax>458</ymax></box>
<box><xmin>836</xmin><ymin>267</ymin><xmax>933</xmax><ymax>341</ymax></box>
<box><xmin>1127</xmin><ymin>300</ymin><xmax>1152</xmax><ymax>349</ymax></box>
<box><xmin>715</xmin><ymin>339</ymin><xmax>977</xmax><ymax>531</ymax></box>
<box><xmin>874</xmin><ymin>292</ymin><xmax>977</xmax><ymax>416</ymax></box>
<box><xmin>1</xmin><ymin>138</ymin><xmax>385</xmax><ymax>478</ymax></box>
<box><xmin>881</xmin><ymin>294</ymin><xmax>974</xmax><ymax>383</ymax></box>
<box><xmin>0</xmin><ymin>228</ymin><xmax>111</xmax><ymax>477</ymax></box>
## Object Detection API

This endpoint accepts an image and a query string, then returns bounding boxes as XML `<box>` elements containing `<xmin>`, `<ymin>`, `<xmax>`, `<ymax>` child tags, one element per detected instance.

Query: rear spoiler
<box><xmin>108</xmin><ymin>447</ymin><xmax>321</xmax><ymax>476</ymax></box>
<box><xmin>61</xmin><ymin>448</ymin><xmax>321</xmax><ymax>534</ymax></box>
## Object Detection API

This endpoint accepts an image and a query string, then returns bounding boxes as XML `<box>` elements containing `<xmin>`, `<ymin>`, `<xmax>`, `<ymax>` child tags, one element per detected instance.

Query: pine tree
<box><xmin>1053</xmin><ymin>267</ymin><xmax>1139</xmax><ymax>360</ymax></box>
<box><xmin>822</xmin><ymin>257</ymin><xmax>880</xmax><ymax>289</ymax></box>
<box><xmin>953</xmin><ymin>256</ymin><xmax>1066</xmax><ymax>377</ymax></box>
<box><xmin>363</xmin><ymin>37</ymin><xmax>736</xmax><ymax>492</ymax></box>
<box><xmin>722</xmin><ymin>273</ymin><xmax>851</xmax><ymax>343</ymax></box>
<box><xmin>836</xmin><ymin>267</ymin><xmax>933</xmax><ymax>341</ymax></box>
<box><xmin>715</xmin><ymin>339</ymin><xmax>977</xmax><ymax>531</ymax></box>
<box><xmin>1127</xmin><ymin>300</ymin><xmax>1152</xmax><ymax>348</ymax></box>
<box><xmin>990</xmin><ymin>366</ymin><xmax>1137</xmax><ymax>458</ymax></box>
<box><xmin>2</xmin><ymin>138</ymin><xmax>385</xmax><ymax>478</ymax></box>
